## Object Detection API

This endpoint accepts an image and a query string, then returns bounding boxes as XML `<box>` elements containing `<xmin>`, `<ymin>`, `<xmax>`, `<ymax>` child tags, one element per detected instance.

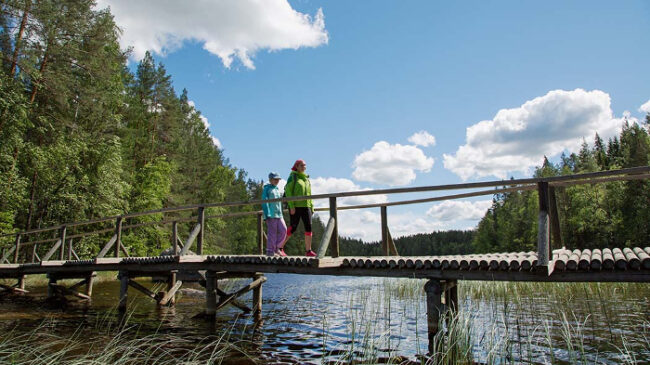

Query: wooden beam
<box><xmin>128</xmin><ymin>279</ymin><xmax>158</xmax><ymax>300</ymax></box>
<box><xmin>118</xmin><ymin>272</ymin><xmax>128</xmax><ymax>311</ymax></box>
<box><xmin>42</xmin><ymin>239</ymin><xmax>62</xmax><ymax>261</ymax></box>
<box><xmin>197</xmin><ymin>207</ymin><xmax>205</xmax><ymax>255</ymax></box>
<box><xmin>549</xmin><ymin>186</ymin><xmax>563</xmax><ymax>248</ymax></box>
<box><xmin>316</xmin><ymin>217</ymin><xmax>336</xmax><ymax>259</ymax></box>
<box><xmin>172</xmin><ymin>221</ymin><xmax>178</xmax><ymax>256</ymax></box>
<box><xmin>1</xmin><ymin>245</ymin><xmax>16</xmax><ymax>264</ymax></box>
<box><xmin>97</xmin><ymin>234</ymin><xmax>117</xmax><ymax>259</ymax></box>
<box><xmin>159</xmin><ymin>280</ymin><xmax>182</xmax><ymax>306</ymax></box>
<box><xmin>215</xmin><ymin>276</ymin><xmax>267</xmax><ymax>312</ymax></box>
<box><xmin>13</xmin><ymin>234</ymin><xmax>21</xmax><ymax>263</ymax></box>
<box><xmin>180</xmin><ymin>223</ymin><xmax>201</xmax><ymax>256</ymax></box>
<box><xmin>216</xmin><ymin>288</ymin><xmax>251</xmax><ymax>312</ymax></box>
<box><xmin>0</xmin><ymin>283</ymin><xmax>28</xmax><ymax>294</ymax></box>
<box><xmin>424</xmin><ymin>279</ymin><xmax>443</xmax><ymax>355</ymax></box>
<box><xmin>537</xmin><ymin>182</ymin><xmax>550</xmax><ymax>268</ymax></box>
<box><xmin>387</xmin><ymin>228</ymin><xmax>399</xmax><ymax>256</ymax></box>
<box><xmin>252</xmin><ymin>273</ymin><xmax>263</xmax><ymax>322</ymax></box>
<box><xmin>329</xmin><ymin>197</ymin><xmax>339</xmax><ymax>258</ymax></box>
<box><xmin>49</xmin><ymin>284</ymin><xmax>91</xmax><ymax>300</ymax></box>
<box><xmin>257</xmin><ymin>213</ymin><xmax>263</xmax><ymax>255</ymax></box>
<box><xmin>59</xmin><ymin>226</ymin><xmax>67</xmax><ymax>260</ymax></box>
<box><xmin>205</xmin><ymin>271</ymin><xmax>217</xmax><ymax>316</ymax></box>
<box><xmin>114</xmin><ymin>217</ymin><xmax>122</xmax><ymax>259</ymax></box>
<box><xmin>381</xmin><ymin>206</ymin><xmax>388</xmax><ymax>256</ymax></box>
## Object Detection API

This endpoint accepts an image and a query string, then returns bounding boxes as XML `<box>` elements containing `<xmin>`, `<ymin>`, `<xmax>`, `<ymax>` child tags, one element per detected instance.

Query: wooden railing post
<box><xmin>537</xmin><ymin>182</ymin><xmax>550</xmax><ymax>268</ymax></box>
<box><xmin>329</xmin><ymin>197</ymin><xmax>339</xmax><ymax>257</ymax></box>
<box><xmin>197</xmin><ymin>207</ymin><xmax>205</xmax><ymax>255</ymax></box>
<box><xmin>380</xmin><ymin>206</ymin><xmax>389</xmax><ymax>256</ymax></box>
<box><xmin>115</xmin><ymin>217</ymin><xmax>122</xmax><ymax>258</ymax></box>
<box><xmin>549</xmin><ymin>186</ymin><xmax>563</xmax><ymax>248</ymax></box>
<box><xmin>172</xmin><ymin>221</ymin><xmax>178</xmax><ymax>256</ymax></box>
<box><xmin>67</xmin><ymin>238</ymin><xmax>73</xmax><ymax>261</ymax></box>
<box><xmin>13</xmin><ymin>234</ymin><xmax>21</xmax><ymax>263</ymax></box>
<box><xmin>256</xmin><ymin>212</ymin><xmax>264</xmax><ymax>255</ymax></box>
<box><xmin>59</xmin><ymin>225</ymin><xmax>67</xmax><ymax>260</ymax></box>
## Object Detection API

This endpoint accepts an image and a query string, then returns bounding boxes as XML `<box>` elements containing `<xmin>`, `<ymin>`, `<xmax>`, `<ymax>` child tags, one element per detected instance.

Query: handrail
<box><xmin>2</xmin><ymin>166</ymin><xmax>649</xmax><ymax>239</ymax></box>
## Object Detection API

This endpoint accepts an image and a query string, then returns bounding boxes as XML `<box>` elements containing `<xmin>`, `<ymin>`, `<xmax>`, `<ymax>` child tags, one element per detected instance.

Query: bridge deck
<box><xmin>1</xmin><ymin>247</ymin><xmax>648</xmax><ymax>283</ymax></box>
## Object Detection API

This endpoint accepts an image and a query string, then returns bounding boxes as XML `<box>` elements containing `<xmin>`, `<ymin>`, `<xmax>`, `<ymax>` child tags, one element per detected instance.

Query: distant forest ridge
<box><xmin>1</xmin><ymin>1</ymin><xmax>649</xmax><ymax>257</ymax></box>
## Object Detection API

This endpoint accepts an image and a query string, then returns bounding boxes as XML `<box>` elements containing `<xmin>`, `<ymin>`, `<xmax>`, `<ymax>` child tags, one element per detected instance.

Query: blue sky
<box><xmin>98</xmin><ymin>0</ymin><xmax>650</xmax><ymax>240</ymax></box>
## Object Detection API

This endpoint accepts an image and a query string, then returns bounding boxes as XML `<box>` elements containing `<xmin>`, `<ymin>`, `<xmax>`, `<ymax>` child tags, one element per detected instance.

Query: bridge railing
<box><xmin>1</xmin><ymin>166</ymin><xmax>649</xmax><ymax>266</ymax></box>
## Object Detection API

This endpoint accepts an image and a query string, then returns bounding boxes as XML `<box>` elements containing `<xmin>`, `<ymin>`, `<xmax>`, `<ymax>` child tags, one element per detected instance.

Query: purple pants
<box><xmin>266</xmin><ymin>218</ymin><xmax>287</xmax><ymax>255</ymax></box>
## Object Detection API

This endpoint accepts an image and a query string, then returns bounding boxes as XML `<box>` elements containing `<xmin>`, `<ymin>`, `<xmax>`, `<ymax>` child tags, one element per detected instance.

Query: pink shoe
<box><xmin>305</xmin><ymin>250</ymin><xmax>317</xmax><ymax>257</ymax></box>
<box><xmin>276</xmin><ymin>248</ymin><xmax>287</xmax><ymax>257</ymax></box>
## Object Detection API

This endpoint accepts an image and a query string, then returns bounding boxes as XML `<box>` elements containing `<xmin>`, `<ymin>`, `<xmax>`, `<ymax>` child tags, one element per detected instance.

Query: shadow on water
<box><xmin>0</xmin><ymin>273</ymin><xmax>647</xmax><ymax>364</ymax></box>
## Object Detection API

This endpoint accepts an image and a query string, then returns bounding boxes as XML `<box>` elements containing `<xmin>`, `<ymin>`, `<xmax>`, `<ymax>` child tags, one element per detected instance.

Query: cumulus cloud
<box><xmin>408</xmin><ymin>131</ymin><xmax>437</xmax><ymax>147</ymax></box>
<box><xmin>310</xmin><ymin>177</ymin><xmax>388</xmax><ymax>209</ymax></box>
<box><xmin>426</xmin><ymin>200</ymin><xmax>492</xmax><ymax>222</ymax></box>
<box><xmin>640</xmin><ymin>99</ymin><xmax>650</xmax><ymax>114</ymax></box>
<box><xmin>443</xmin><ymin>89</ymin><xmax>624</xmax><ymax>180</ymax></box>
<box><xmin>352</xmin><ymin>142</ymin><xmax>434</xmax><ymax>186</ymax></box>
<box><xmin>96</xmin><ymin>0</ymin><xmax>328</xmax><ymax>69</ymax></box>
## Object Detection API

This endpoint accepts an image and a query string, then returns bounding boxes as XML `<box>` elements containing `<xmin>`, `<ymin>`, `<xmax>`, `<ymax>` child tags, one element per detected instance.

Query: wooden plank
<box><xmin>13</xmin><ymin>235</ymin><xmax>21</xmax><ymax>263</ymax></box>
<box><xmin>215</xmin><ymin>276</ymin><xmax>267</xmax><ymax>312</ymax></box>
<box><xmin>172</xmin><ymin>221</ymin><xmax>178</xmax><ymax>256</ymax></box>
<box><xmin>1</xmin><ymin>245</ymin><xmax>16</xmax><ymax>264</ymax></box>
<box><xmin>96</xmin><ymin>234</ymin><xmax>117</xmax><ymax>259</ymax></box>
<box><xmin>42</xmin><ymin>240</ymin><xmax>62</xmax><ymax>262</ymax></box>
<box><xmin>159</xmin><ymin>280</ymin><xmax>182</xmax><ymax>306</ymax></box>
<box><xmin>0</xmin><ymin>283</ymin><xmax>28</xmax><ymax>294</ymax></box>
<box><xmin>257</xmin><ymin>212</ymin><xmax>263</xmax><ymax>255</ymax></box>
<box><xmin>316</xmin><ymin>217</ymin><xmax>336</xmax><ymax>259</ymax></box>
<box><xmin>180</xmin><ymin>223</ymin><xmax>201</xmax><ymax>256</ymax></box>
<box><xmin>128</xmin><ymin>279</ymin><xmax>158</xmax><ymax>300</ymax></box>
<box><xmin>50</xmin><ymin>284</ymin><xmax>91</xmax><ymax>300</ymax></box>
<box><xmin>114</xmin><ymin>217</ymin><xmax>122</xmax><ymax>259</ymax></box>
<box><xmin>548</xmin><ymin>187</ymin><xmax>563</xmax><ymax>248</ymax></box>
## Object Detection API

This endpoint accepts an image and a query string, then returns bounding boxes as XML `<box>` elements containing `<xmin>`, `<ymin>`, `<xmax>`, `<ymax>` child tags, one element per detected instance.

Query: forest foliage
<box><xmin>1</xmin><ymin>0</ymin><xmax>648</xmax><ymax>258</ymax></box>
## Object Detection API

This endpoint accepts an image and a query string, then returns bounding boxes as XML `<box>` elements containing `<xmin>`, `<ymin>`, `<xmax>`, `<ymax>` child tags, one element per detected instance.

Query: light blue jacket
<box><xmin>262</xmin><ymin>183</ymin><xmax>283</xmax><ymax>219</ymax></box>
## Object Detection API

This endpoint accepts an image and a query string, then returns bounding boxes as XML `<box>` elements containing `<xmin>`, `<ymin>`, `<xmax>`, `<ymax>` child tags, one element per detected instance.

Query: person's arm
<box><xmin>261</xmin><ymin>187</ymin><xmax>270</xmax><ymax>219</ymax></box>
<box><xmin>286</xmin><ymin>180</ymin><xmax>296</xmax><ymax>210</ymax></box>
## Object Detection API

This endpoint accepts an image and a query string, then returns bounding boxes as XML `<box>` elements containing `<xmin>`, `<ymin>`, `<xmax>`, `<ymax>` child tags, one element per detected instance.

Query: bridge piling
<box><xmin>205</xmin><ymin>271</ymin><xmax>217</xmax><ymax>317</ymax></box>
<box><xmin>118</xmin><ymin>271</ymin><xmax>128</xmax><ymax>311</ymax></box>
<box><xmin>424</xmin><ymin>279</ymin><xmax>443</xmax><ymax>355</ymax></box>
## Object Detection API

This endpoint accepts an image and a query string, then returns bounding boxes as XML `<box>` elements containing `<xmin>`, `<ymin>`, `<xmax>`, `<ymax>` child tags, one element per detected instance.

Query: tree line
<box><xmin>0</xmin><ymin>0</ymin><xmax>266</xmax><ymax>256</ymax></box>
<box><xmin>473</xmin><ymin>119</ymin><xmax>650</xmax><ymax>253</ymax></box>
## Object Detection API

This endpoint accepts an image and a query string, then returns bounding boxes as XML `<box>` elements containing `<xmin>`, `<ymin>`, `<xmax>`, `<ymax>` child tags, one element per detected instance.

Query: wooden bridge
<box><xmin>1</xmin><ymin>166</ymin><xmax>649</xmax><ymax>353</ymax></box>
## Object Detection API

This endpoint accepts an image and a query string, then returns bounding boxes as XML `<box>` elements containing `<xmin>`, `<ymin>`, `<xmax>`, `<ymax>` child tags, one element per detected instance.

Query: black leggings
<box><xmin>288</xmin><ymin>207</ymin><xmax>312</xmax><ymax>235</ymax></box>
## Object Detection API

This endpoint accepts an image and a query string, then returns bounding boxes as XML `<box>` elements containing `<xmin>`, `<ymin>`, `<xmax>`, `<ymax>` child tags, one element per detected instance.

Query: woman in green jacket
<box><xmin>282</xmin><ymin>159</ymin><xmax>316</xmax><ymax>257</ymax></box>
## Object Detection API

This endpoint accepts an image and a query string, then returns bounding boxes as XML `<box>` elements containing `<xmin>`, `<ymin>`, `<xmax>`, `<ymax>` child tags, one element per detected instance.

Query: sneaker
<box><xmin>276</xmin><ymin>248</ymin><xmax>287</xmax><ymax>257</ymax></box>
<box><xmin>305</xmin><ymin>250</ymin><xmax>317</xmax><ymax>257</ymax></box>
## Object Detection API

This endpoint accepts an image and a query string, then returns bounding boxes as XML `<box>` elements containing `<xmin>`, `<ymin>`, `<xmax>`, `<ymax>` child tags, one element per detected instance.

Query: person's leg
<box><xmin>279</xmin><ymin>212</ymin><xmax>299</xmax><ymax>251</ymax></box>
<box><xmin>300</xmin><ymin>208</ymin><xmax>313</xmax><ymax>253</ymax></box>
<box><xmin>266</xmin><ymin>219</ymin><xmax>278</xmax><ymax>255</ymax></box>
<box><xmin>276</xmin><ymin>219</ymin><xmax>287</xmax><ymax>252</ymax></box>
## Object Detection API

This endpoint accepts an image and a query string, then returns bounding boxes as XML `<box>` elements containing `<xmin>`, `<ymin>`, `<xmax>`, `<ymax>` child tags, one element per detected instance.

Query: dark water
<box><xmin>0</xmin><ymin>274</ymin><xmax>647</xmax><ymax>364</ymax></box>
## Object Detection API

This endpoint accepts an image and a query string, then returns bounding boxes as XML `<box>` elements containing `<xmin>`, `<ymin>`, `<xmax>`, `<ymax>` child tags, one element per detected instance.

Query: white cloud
<box><xmin>96</xmin><ymin>0</ymin><xmax>328</xmax><ymax>69</ymax></box>
<box><xmin>310</xmin><ymin>177</ymin><xmax>388</xmax><ymax>209</ymax></box>
<box><xmin>426</xmin><ymin>200</ymin><xmax>492</xmax><ymax>222</ymax></box>
<box><xmin>352</xmin><ymin>141</ymin><xmax>435</xmax><ymax>186</ymax></box>
<box><xmin>443</xmin><ymin>89</ymin><xmax>625</xmax><ymax>180</ymax></box>
<box><xmin>640</xmin><ymin>99</ymin><xmax>650</xmax><ymax>114</ymax></box>
<box><xmin>211</xmin><ymin>137</ymin><xmax>222</xmax><ymax>149</ymax></box>
<box><xmin>408</xmin><ymin>131</ymin><xmax>436</xmax><ymax>147</ymax></box>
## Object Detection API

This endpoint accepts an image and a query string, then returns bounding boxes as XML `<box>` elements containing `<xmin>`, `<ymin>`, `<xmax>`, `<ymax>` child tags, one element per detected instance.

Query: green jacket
<box><xmin>285</xmin><ymin>171</ymin><xmax>313</xmax><ymax>210</ymax></box>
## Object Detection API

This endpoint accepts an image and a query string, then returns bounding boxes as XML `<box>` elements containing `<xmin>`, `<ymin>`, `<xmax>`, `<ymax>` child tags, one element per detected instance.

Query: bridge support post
<box><xmin>252</xmin><ymin>273</ymin><xmax>263</xmax><ymax>322</ymax></box>
<box><xmin>118</xmin><ymin>271</ymin><xmax>128</xmax><ymax>311</ymax></box>
<box><xmin>424</xmin><ymin>279</ymin><xmax>443</xmax><ymax>355</ymax></box>
<box><xmin>205</xmin><ymin>271</ymin><xmax>217</xmax><ymax>317</ymax></box>
<box><xmin>537</xmin><ymin>182</ymin><xmax>550</xmax><ymax>269</ymax></box>
<box><xmin>47</xmin><ymin>276</ymin><xmax>56</xmax><ymax>299</ymax></box>
<box><xmin>85</xmin><ymin>273</ymin><xmax>95</xmax><ymax>297</ymax></box>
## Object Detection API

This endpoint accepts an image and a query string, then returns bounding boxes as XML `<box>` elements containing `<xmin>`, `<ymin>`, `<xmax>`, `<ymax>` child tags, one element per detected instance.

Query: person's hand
<box><xmin>290</xmin><ymin>208</ymin><xmax>296</xmax><ymax>215</ymax></box>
